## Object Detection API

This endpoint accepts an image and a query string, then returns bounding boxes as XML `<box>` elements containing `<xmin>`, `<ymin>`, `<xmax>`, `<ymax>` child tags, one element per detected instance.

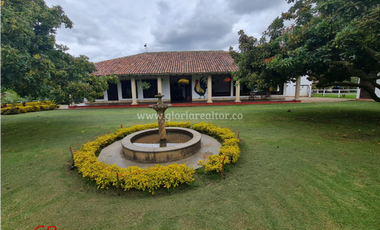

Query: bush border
<box><xmin>73</xmin><ymin>122</ymin><xmax>240</xmax><ymax>194</ymax></box>
<box><xmin>1</xmin><ymin>101</ymin><xmax>59</xmax><ymax>115</ymax></box>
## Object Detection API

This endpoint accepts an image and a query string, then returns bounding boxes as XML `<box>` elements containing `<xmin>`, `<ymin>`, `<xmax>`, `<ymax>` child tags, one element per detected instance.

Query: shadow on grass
<box><xmin>288</xmin><ymin>107</ymin><xmax>380</xmax><ymax>125</ymax></box>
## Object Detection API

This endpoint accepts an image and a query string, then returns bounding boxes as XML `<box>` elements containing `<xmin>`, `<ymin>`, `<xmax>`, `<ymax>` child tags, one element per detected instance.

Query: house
<box><xmin>91</xmin><ymin>50</ymin><xmax>306</xmax><ymax>104</ymax></box>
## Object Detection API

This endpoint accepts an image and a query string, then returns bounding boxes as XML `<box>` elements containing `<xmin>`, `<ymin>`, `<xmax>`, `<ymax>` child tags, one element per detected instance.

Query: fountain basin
<box><xmin>121</xmin><ymin>127</ymin><xmax>202</xmax><ymax>163</ymax></box>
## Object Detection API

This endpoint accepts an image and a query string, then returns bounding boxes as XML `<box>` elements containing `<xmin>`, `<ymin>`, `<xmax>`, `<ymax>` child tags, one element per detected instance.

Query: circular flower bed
<box><xmin>73</xmin><ymin>122</ymin><xmax>240</xmax><ymax>194</ymax></box>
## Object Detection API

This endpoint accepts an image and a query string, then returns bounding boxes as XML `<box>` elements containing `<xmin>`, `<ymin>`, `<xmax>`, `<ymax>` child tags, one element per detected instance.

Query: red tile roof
<box><xmin>94</xmin><ymin>51</ymin><xmax>238</xmax><ymax>76</ymax></box>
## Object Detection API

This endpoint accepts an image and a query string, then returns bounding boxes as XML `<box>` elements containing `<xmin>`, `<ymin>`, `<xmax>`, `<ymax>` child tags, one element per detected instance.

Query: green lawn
<box><xmin>2</xmin><ymin>101</ymin><xmax>380</xmax><ymax>229</ymax></box>
<box><xmin>312</xmin><ymin>93</ymin><xmax>357</xmax><ymax>99</ymax></box>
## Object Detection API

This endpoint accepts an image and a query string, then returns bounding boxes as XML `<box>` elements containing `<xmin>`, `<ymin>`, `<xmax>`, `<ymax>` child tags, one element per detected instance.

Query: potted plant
<box><xmin>141</xmin><ymin>81</ymin><xmax>151</xmax><ymax>90</ymax></box>
<box><xmin>178</xmin><ymin>78</ymin><xmax>189</xmax><ymax>85</ymax></box>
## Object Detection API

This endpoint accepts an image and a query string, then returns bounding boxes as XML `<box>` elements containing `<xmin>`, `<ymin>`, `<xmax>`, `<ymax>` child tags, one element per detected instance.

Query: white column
<box><xmin>308</xmin><ymin>84</ymin><xmax>312</xmax><ymax>97</ymax></box>
<box><xmin>356</xmin><ymin>88</ymin><xmax>361</xmax><ymax>99</ymax></box>
<box><xmin>235</xmin><ymin>81</ymin><xmax>241</xmax><ymax>102</ymax></box>
<box><xmin>131</xmin><ymin>77</ymin><xmax>138</xmax><ymax>105</ymax></box>
<box><xmin>283</xmin><ymin>83</ymin><xmax>287</xmax><ymax>96</ymax></box>
<box><xmin>103</xmin><ymin>91</ymin><xmax>108</xmax><ymax>101</ymax></box>
<box><xmin>207</xmin><ymin>75</ymin><xmax>213</xmax><ymax>103</ymax></box>
<box><xmin>356</xmin><ymin>77</ymin><xmax>361</xmax><ymax>99</ymax></box>
<box><xmin>157</xmin><ymin>76</ymin><xmax>162</xmax><ymax>94</ymax></box>
<box><xmin>294</xmin><ymin>76</ymin><xmax>301</xmax><ymax>101</ymax></box>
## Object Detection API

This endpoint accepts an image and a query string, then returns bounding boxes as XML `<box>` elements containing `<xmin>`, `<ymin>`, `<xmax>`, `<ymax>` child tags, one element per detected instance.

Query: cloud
<box><xmin>44</xmin><ymin>0</ymin><xmax>291</xmax><ymax>62</ymax></box>
<box><xmin>151</xmin><ymin>0</ymin><xmax>238</xmax><ymax>51</ymax></box>
<box><xmin>227</xmin><ymin>0</ymin><xmax>287</xmax><ymax>14</ymax></box>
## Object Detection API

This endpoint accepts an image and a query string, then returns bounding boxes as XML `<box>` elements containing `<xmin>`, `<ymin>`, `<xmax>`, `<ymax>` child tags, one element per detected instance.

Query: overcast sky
<box><xmin>44</xmin><ymin>0</ymin><xmax>291</xmax><ymax>63</ymax></box>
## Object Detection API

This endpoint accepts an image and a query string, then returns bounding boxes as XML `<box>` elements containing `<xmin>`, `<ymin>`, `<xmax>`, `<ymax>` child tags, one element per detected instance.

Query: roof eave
<box><xmin>94</xmin><ymin>71</ymin><xmax>236</xmax><ymax>77</ymax></box>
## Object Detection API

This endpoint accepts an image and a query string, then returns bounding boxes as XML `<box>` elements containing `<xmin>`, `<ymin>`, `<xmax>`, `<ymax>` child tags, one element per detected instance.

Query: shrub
<box><xmin>1</xmin><ymin>101</ymin><xmax>59</xmax><ymax>115</ymax></box>
<box><xmin>194</xmin><ymin>122</ymin><xmax>240</xmax><ymax>172</ymax></box>
<box><xmin>73</xmin><ymin>121</ymin><xmax>240</xmax><ymax>194</ymax></box>
<box><xmin>73</xmin><ymin>122</ymin><xmax>194</xmax><ymax>194</ymax></box>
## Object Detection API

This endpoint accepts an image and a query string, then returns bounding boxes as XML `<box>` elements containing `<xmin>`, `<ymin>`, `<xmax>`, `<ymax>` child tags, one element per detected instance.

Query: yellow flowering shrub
<box><xmin>1</xmin><ymin>101</ymin><xmax>59</xmax><ymax>115</ymax></box>
<box><xmin>194</xmin><ymin>122</ymin><xmax>240</xmax><ymax>173</ymax></box>
<box><xmin>73</xmin><ymin>121</ymin><xmax>239</xmax><ymax>193</ymax></box>
<box><xmin>73</xmin><ymin>122</ymin><xmax>195</xmax><ymax>194</ymax></box>
<box><xmin>120</xmin><ymin>164</ymin><xmax>194</xmax><ymax>194</ymax></box>
<box><xmin>192</xmin><ymin>122</ymin><xmax>236</xmax><ymax>141</ymax></box>
<box><xmin>198</xmin><ymin>155</ymin><xmax>231</xmax><ymax>172</ymax></box>
<box><xmin>166</xmin><ymin>121</ymin><xmax>191</xmax><ymax>128</ymax></box>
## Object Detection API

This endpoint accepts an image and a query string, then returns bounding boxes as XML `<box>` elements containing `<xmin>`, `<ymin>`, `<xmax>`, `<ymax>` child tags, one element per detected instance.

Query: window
<box><xmin>107</xmin><ymin>83</ymin><xmax>118</xmax><ymax>100</ymax></box>
<box><xmin>120</xmin><ymin>80</ymin><xmax>138</xmax><ymax>99</ymax></box>
<box><xmin>212</xmin><ymin>75</ymin><xmax>231</xmax><ymax>96</ymax></box>
<box><xmin>233</xmin><ymin>82</ymin><xmax>251</xmax><ymax>96</ymax></box>
<box><xmin>142</xmin><ymin>79</ymin><xmax>158</xmax><ymax>98</ymax></box>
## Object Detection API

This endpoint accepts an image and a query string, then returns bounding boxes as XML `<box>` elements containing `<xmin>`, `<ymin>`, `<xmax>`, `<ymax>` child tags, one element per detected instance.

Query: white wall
<box><xmin>285</xmin><ymin>76</ymin><xmax>313</xmax><ymax>97</ymax></box>
<box><xmin>192</xmin><ymin>75</ymin><xmax>209</xmax><ymax>100</ymax></box>
<box><xmin>160</xmin><ymin>76</ymin><xmax>170</xmax><ymax>100</ymax></box>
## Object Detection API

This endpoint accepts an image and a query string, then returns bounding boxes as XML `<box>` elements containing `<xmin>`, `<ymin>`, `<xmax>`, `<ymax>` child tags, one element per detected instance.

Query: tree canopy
<box><xmin>1</xmin><ymin>0</ymin><xmax>117</xmax><ymax>104</ymax></box>
<box><xmin>230</xmin><ymin>0</ymin><xmax>380</xmax><ymax>101</ymax></box>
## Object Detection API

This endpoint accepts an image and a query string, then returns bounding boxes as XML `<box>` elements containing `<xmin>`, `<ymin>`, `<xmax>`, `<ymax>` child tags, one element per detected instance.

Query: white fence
<box><xmin>310</xmin><ymin>89</ymin><xmax>358</xmax><ymax>98</ymax></box>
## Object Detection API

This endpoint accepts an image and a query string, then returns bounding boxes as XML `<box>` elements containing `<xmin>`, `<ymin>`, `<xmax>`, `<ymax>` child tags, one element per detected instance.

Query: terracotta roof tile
<box><xmin>93</xmin><ymin>50</ymin><xmax>238</xmax><ymax>76</ymax></box>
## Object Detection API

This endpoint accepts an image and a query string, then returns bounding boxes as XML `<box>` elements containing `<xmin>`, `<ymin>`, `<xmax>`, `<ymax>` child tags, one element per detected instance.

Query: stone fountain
<box><xmin>121</xmin><ymin>94</ymin><xmax>202</xmax><ymax>163</ymax></box>
<box><xmin>97</xmin><ymin>94</ymin><xmax>222</xmax><ymax>169</ymax></box>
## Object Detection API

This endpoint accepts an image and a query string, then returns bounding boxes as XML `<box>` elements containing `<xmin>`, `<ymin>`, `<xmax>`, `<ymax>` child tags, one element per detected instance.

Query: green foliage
<box><xmin>231</xmin><ymin>0</ymin><xmax>380</xmax><ymax>102</ymax></box>
<box><xmin>193</xmin><ymin>122</ymin><xmax>240</xmax><ymax>172</ymax></box>
<box><xmin>140</xmin><ymin>81</ymin><xmax>151</xmax><ymax>90</ymax></box>
<box><xmin>1</xmin><ymin>103</ymin><xmax>380</xmax><ymax>229</ymax></box>
<box><xmin>1</xmin><ymin>90</ymin><xmax>20</xmax><ymax>104</ymax></box>
<box><xmin>1</xmin><ymin>101</ymin><xmax>58</xmax><ymax>114</ymax></box>
<box><xmin>1</xmin><ymin>0</ymin><xmax>116</xmax><ymax>104</ymax></box>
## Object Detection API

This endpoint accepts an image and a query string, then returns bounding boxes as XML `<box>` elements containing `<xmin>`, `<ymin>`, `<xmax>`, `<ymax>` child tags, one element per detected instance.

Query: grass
<box><xmin>312</xmin><ymin>93</ymin><xmax>357</xmax><ymax>99</ymax></box>
<box><xmin>2</xmin><ymin>101</ymin><xmax>380</xmax><ymax>229</ymax></box>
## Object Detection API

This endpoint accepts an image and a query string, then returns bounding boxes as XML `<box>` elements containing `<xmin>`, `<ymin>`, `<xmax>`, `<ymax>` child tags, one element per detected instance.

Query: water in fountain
<box><xmin>132</xmin><ymin>131</ymin><xmax>192</xmax><ymax>147</ymax></box>
<box><xmin>120</xmin><ymin>93</ymin><xmax>202</xmax><ymax>163</ymax></box>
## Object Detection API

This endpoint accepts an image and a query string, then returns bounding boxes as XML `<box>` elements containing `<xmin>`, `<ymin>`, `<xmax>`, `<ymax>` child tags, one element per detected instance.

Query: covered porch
<box><xmin>70</xmin><ymin>98</ymin><xmax>301</xmax><ymax>109</ymax></box>
<box><xmin>90</xmin><ymin>51</ymin><xmax>304</xmax><ymax>105</ymax></box>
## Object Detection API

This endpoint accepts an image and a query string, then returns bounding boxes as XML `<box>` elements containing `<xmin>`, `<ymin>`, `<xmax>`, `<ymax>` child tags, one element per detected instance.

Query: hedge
<box><xmin>1</xmin><ymin>101</ymin><xmax>59</xmax><ymax>115</ymax></box>
<box><xmin>73</xmin><ymin>122</ymin><xmax>240</xmax><ymax>194</ymax></box>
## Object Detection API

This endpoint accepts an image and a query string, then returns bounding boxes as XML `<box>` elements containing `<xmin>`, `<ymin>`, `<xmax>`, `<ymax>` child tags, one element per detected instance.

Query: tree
<box><xmin>230</xmin><ymin>0</ymin><xmax>380</xmax><ymax>101</ymax></box>
<box><xmin>1</xmin><ymin>0</ymin><xmax>117</xmax><ymax>104</ymax></box>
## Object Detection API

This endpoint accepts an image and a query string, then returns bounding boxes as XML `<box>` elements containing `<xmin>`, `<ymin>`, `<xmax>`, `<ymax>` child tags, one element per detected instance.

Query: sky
<box><xmin>44</xmin><ymin>0</ymin><xmax>291</xmax><ymax>63</ymax></box>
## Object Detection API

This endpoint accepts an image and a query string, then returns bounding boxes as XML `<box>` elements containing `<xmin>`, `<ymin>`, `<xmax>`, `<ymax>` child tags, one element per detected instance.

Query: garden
<box><xmin>2</xmin><ymin>101</ymin><xmax>379</xmax><ymax>229</ymax></box>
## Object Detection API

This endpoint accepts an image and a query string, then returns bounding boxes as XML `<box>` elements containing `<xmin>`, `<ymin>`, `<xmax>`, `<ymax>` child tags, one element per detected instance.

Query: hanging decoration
<box><xmin>178</xmin><ymin>79</ymin><xmax>189</xmax><ymax>85</ymax></box>
<box><xmin>224</xmin><ymin>77</ymin><xmax>231</xmax><ymax>82</ymax></box>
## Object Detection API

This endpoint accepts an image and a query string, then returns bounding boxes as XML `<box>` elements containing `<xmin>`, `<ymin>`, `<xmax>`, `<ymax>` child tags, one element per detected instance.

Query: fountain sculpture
<box><xmin>121</xmin><ymin>94</ymin><xmax>202</xmax><ymax>163</ymax></box>
<box><xmin>148</xmin><ymin>93</ymin><xmax>170</xmax><ymax>147</ymax></box>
